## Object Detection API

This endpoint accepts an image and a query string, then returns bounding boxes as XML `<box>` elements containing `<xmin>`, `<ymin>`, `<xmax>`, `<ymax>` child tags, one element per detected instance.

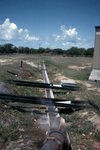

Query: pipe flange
<box><xmin>44</xmin><ymin>136</ymin><xmax>62</xmax><ymax>150</ymax></box>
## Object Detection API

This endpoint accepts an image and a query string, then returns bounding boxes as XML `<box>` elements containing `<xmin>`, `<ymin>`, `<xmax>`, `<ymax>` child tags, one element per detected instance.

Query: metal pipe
<box><xmin>40</xmin><ymin>59</ymin><xmax>72</xmax><ymax>150</ymax></box>
<box><xmin>0</xmin><ymin>93</ymin><xmax>99</xmax><ymax>109</ymax></box>
<box><xmin>6</xmin><ymin>79</ymin><xmax>79</xmax><ymax>90</ymax></box>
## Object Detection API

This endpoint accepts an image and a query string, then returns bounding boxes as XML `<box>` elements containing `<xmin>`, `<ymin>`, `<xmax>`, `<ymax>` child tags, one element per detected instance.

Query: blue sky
<box><xmin>0</xmin><ymin>0</ymin><xmax>100</xmax><ymax>49</ymax></box>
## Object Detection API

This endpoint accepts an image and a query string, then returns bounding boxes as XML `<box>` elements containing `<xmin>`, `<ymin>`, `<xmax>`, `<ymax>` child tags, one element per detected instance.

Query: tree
<box><xmin>0</xmin><ymin>45</ymin><xmax>5</xmax><ymax>53</ymax></box>
<box><xmin>65</xmin><ymin>47</ymin><xmax>86</xmax><ymax>56</ymax></box>
<box><xmin>38</xmin><ymin>47</ymin><xmax>45</xmax><ymax>53</ymax></box>
<box><xmin>18</xmin><ymin>46</ymin><xmax>25</xmax><ymax>53</ymax></box>
<box><xmin>12</xmin><ymin>46</ymin><xmax>18</xmax><ymax>53</ymax></box>
<box><xmin>45</xmin><ymin>48</ymin><xmax>51</xmax><ymax>53</ymax></box>
<box><xmin>24</xmin><ymin>47</ymin><xmax>30</xmax><ymax>53</ymax></box>
<box><xmin>53</xmin><ymin>48</ymin><xmax>63</xmax><ymax>55</ymax></box>
<box><xmin>84</xmin><ymin>48</ymin><xmax>94</xmax><ymax>57</ymax></box>
<box><xmin>4</xmin><ymin>43</ymin><xmax>13</xmax><ymax>53</ymax></box>
<box><xmin>31</xmin><ymin>48</ymin><xmax>38</xmax><ymax>54</ymax></box>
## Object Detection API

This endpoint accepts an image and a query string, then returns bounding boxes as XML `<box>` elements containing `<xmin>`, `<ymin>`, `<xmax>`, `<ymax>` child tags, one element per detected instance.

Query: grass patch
<box><xmin>62</xmin><ymin>111</ymin><xmax>97</xmax><ymax>150</ymax></box>
<box><xmin>94</xmin><ymin>130</ymin><xmax>100</xmax><ymax>142</ymax></box>
<box><xmin>72</xmin><ymin>72</ymin><xmax>90</xmax><ymax>81</ymax></box>
<box><xmin>0</xmin><ymin>54</ymin><xmax>99</xmax><ymax>150</ymax></box>
<box><xmin>0</xmin><ymin>123</ymin><xmax>20</xmax><ymax>142</ymax></box>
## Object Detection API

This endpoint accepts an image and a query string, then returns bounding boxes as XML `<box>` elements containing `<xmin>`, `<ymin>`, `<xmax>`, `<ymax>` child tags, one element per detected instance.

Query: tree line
<box><xmin>0</xmin><ymin>43</ymin><xmax>94</xmax><ymax>57</ymax></box>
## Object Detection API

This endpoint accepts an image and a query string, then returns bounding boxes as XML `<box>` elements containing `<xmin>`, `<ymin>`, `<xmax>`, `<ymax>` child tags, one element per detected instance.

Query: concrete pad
<box><xmin>61</xmin><ymin>80</ymin><xmax>76</xmax><ymax>87</ymax></box>
<box><xmin>89</xmin><ymin>69</ymin><xmax>100</xmax><ymax>81</ymax></box>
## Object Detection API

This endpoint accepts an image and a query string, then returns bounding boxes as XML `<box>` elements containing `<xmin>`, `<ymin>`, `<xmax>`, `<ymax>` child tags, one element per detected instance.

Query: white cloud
<box><xmin>60</xmin><ymin>25</ymin><xmax>80</xmax><ymax>43</ymax></box>
<box><xmin>52</xmin><ymin>34</ymin><xmax>61</xmax><ymax>42</ymax></box>
<box><xmin>60</xmin><ymin>25</ymin><xmax>78</xmax><ymax>38</ymax></box>
<box><xmin>50</xmin><ymin>25</ymin><xmax>83</xmax><ymax>48</ymax></box>
<box><xmin>41</xmin><ymin>25</ymin><xmax>93</xmax><ymax>49</ymax></box>
<box><xmin>0</xmin><ymin>18</ymin><xmax>39</xmax><ymax>43</ymax></box>
<box><xmin>0</xmin><ymin>19</ymin><xmax>93</xmax><ymax>49</ymax></box>
<box><xmin>19</xmin><ymin>28</ymin><xmax>23</xmax><ymax>33</ymax></box>
<box><xmin>0</xmin><ymin>18</ymin><xmax>18</xmax><ymax>40</ymax></box>
<box><xmin>25</xmin><ymin>34</ymin><xmax>39</xmax><ymax>41</ymax></box>
<box><xmin>62</xmin><ymin>42</ymin><xmax>72</xmax><ymax>46</ymax></box>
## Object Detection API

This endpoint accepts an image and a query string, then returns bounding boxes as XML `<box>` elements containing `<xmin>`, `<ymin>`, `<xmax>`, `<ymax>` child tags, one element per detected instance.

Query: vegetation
<box><xmin>0</xmin><ymin>55</ymin><xmax>99</xmax><ymax>150</ymax></box>
<box><xmin>0</xmin><ymin>43</ymin><xmax>94</xmax><ymax>57</ymax></box>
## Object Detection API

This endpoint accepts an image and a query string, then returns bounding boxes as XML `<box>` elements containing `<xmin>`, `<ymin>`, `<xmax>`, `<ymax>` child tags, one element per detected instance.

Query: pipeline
<box><xmin>40</xmin><ymin>59</ymin><xmax>72</xmax><ymax>150</ymax></box>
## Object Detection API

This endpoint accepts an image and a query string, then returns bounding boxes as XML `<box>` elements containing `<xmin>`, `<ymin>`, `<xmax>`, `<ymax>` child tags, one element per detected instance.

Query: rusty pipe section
<box><xmin>41</xmin><ymin>131</ymin><xmax>72</xmax><ymax>150</ymax></box>
<box><xmin>41</xmin><ymin>132</ymin><xmax>66</xmax><ymax>150</ymax></box>
<box><xmin>40</xmin><ymin>118</ymin><xmax>72</xmax><ymax>150</ymax></box>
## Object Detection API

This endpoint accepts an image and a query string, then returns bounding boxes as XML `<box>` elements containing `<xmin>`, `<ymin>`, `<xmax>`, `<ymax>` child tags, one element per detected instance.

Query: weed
<box><xmin>34</xmin><ymin>113</ymin><xmax>40</xmax><ymax>120</ymax></box>
<box><xmin>61</xmin><ymin>114</ymin><xmax>72</xmax><ymax>122</ymax></box>
<box><xmin>19</xmin><ymin>116</ymin><xmax>34</xmax><ymax>127</ymax></box>
<box><xmin>94</xmin><ymin>130</ymin><xmax>100</xmax><ymax>142</ymax></box>
<box><xmin>0</xmin><ymin>123</ymin><xmax>20</xmax><ymax>142</ymax></box>
<box><xmin>6</xmin><ymin>106</ymin><xmax>22</xmax><ymax>117</ymax></box>
<box><xmin>0</xmin><ymin>54</ymin><xmax>99</xmax><ymax>150</ymax></box>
